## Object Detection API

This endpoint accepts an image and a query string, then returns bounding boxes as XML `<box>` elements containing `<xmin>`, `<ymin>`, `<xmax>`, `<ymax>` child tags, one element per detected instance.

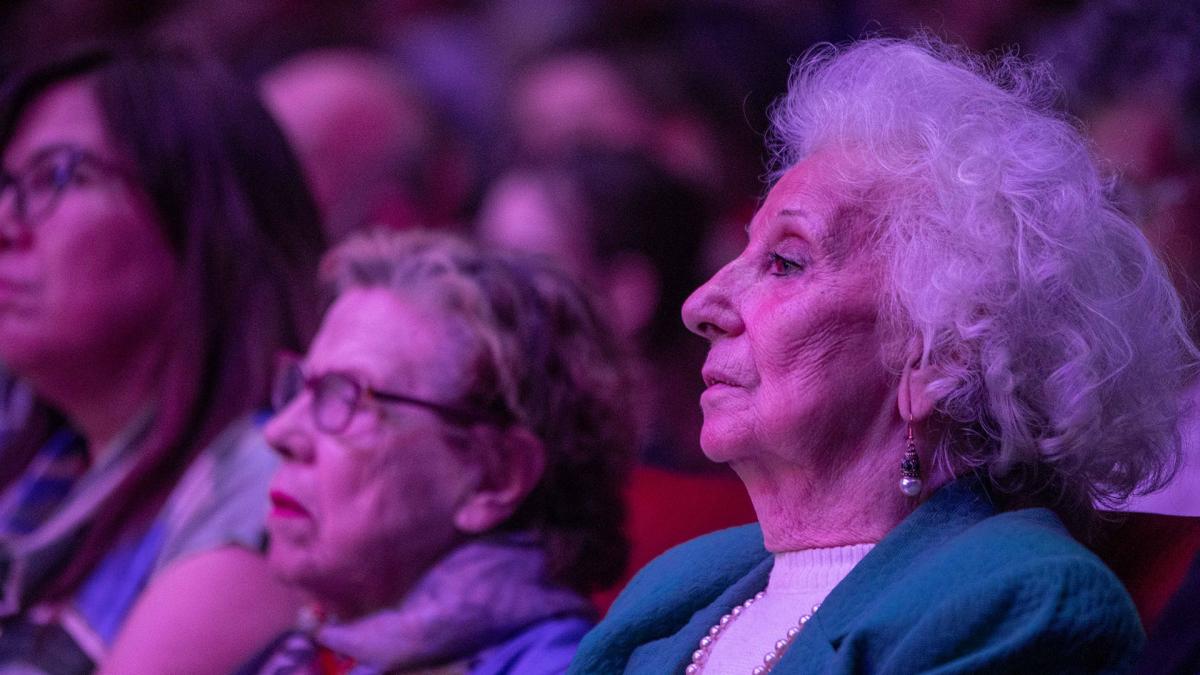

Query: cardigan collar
<box><xmin>792</xmin><ymin>474</ymin><xmax>998</xmax><ymax>654</ymax></box>
<box><xmin>0</xmin><ymin>411</ymin><xmax>154</xmax><ymax>616</ymax></box>
<box><xmin>620</xmin><ymin>474</ymin><xmax>999</xmax><ymax>674</ymax></box>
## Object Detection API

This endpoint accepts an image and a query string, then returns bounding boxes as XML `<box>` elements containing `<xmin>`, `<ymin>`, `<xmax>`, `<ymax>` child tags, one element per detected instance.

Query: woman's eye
<box><xmin>27</xmin><ymin>159</ymin><xmax>85</xmax><ymax>193</ymax></box>
<box><xmin>26</xmin><ymin>163</ymin><xmax>63</xmax><ymax>192</ymax></box>
<box><xmin>767</xmin><ymin>252</ymin><xmax>805</xmax><ymax>276</ymax></box>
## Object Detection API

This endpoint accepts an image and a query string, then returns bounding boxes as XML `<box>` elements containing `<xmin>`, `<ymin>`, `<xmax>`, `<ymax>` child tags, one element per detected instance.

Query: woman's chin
<box><xmin>698</xmin><ymin>429</ymin><xmax>750</xmax><ymax>465</ymax></box>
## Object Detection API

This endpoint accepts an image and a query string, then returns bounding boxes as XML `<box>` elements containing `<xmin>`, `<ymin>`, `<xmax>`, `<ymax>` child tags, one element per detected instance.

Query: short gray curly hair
<box><xmin>769</xmin><ymin>36</ymin><xmax>1197</xmax><ymax>513</ymax></box>
<box><xmin>320</xmin><ymin>229</ymin><xmax>634</xmax><ymax>592</ymax></box>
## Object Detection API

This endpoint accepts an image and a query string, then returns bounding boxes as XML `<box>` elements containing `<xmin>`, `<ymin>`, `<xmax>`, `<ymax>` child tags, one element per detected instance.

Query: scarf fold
<box><xmin>277</xmin><ymin>533</ymin><xmax>593</xmax><ymax>674</ymax></box>
<box><xmin>0</xmin><ymin>412</ymin><xmax>152</xmax><ymax>616</ymax></box>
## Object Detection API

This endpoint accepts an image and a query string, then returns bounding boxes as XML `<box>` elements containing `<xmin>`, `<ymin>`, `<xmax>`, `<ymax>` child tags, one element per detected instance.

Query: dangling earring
<box><xmin>899</xmin><ymin>416</ymin><xmax>923</xmax><ymax>497</ymax></box>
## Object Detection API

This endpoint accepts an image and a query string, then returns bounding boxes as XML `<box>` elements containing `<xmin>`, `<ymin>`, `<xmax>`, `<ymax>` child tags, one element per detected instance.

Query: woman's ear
<box><xmin>898</xmin><ymin>355</ymin><xmax>938</xmax><ymax>424</ymax></box>
<box><xmin>453</xmin><ymin>426</ymin><xmax>546</xmax><ymax>535</ymax></box>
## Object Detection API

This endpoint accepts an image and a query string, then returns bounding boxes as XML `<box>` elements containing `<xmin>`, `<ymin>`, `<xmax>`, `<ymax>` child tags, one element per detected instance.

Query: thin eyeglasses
<box><xmin>271</xmin><ymin>352</ymin><xmax>510</xmax><ymax>433</ymax></box>
<box><xmin>0</xmin><ymin>144</ymin><xmax>135</xmax><ymax>244</ymax></box>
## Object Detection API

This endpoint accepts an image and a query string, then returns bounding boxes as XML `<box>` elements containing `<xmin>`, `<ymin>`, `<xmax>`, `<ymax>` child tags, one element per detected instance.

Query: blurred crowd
<box><xmin>3</xmin><ymin>0</ymin><xmax>1194</xmax><ymax>476</ymax></box>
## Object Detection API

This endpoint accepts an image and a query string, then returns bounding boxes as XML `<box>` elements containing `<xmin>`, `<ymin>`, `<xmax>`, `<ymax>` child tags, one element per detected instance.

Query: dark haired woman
<box><xmin>0</xmin><ymin>46</ymin><xmax>324</xmax><ymax>673</ymax></box>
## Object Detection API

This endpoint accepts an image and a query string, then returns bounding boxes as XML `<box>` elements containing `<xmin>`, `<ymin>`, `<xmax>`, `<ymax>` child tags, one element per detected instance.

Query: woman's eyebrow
<box><xmin>776</xmin><ymin>208</ymin><xmax>817</xmax><ymax>245</ymax></box>
<box><xmin>744</xmin><ymin>208</ymin><xmax>814</xmax><ymax>236</ymax></box>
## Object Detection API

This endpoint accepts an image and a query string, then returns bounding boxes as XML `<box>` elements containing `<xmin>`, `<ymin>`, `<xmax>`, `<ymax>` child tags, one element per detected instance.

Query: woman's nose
<box><xmin>0</xmin><ymin>193</ymin><xmax>30</xmax><ymax>252</ymax></box>
<box><xmin>264</xmin><ymin>397</ymin><xmax>315</xmax><ymax>463</ymax></box>
<box><xmin>682</xmin><ymin>261</ymin><xmax>744</xmax><ymax>340</ymax></box>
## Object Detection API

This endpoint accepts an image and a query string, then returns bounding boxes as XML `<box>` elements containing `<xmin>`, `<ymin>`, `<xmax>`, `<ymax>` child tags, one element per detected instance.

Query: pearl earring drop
<box><xmin>899</xmin><ymin>419</ymin><xmax>922</xmax><ymax>497</ymax></box>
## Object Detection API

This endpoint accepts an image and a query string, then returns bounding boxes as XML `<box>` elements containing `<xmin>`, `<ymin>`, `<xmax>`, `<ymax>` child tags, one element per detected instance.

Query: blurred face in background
<box><xmin>476</xmin><ymin>168</ymin><xmax>662</xmax><ymax>343</ymax></box>
<box><xmin>259</xmin><ymin>50</ymin><xmax>437</xmax><ymax>240</ymax></box>
<box><xmin>0</xmin><ymin>78</ymin><xmax>178</xmax><ymax>382</ymax></box>
<box><xmin>476</xmin><ymin>171</ymin><xmax>590</xmax><ymax>275</ymax></box>
<box><xmin>511</xmin><ymin>53</ymin><xmax>652</xmax><ymax>159</ymax></box>
<box><xmin>264</xmin><ymin>287</ymin><xmax>482</xmax><ymax>617</ymax></box>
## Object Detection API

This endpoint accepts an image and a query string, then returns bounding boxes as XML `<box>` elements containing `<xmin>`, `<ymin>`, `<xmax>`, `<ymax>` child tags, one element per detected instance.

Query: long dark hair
<box><xmin>0</xmin><ymin>44</ymin><xmax>325</xmax><ymax>597</ymax></box>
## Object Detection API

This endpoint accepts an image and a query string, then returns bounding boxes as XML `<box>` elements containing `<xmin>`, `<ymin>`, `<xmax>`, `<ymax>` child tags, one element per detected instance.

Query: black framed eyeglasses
<box><xmin>271</xmin><ymin>352</ymin><xmax>509</xmax><ymax>434</ymax></box>
<box><xmin>0</xmin><ymin>144</ymin><xmax>134</xmax><ymax>234</ymax></box>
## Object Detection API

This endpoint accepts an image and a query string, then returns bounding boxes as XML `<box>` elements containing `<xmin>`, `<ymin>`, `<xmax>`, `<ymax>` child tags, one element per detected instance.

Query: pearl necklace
<box><xmin>685</xmin><ymin>591</ymin><xmax>820</xmax><ymax>674</ymax></box>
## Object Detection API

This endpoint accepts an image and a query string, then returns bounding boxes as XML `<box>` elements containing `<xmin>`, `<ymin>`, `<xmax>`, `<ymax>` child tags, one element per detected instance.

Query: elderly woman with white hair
<box><xmin>569</xmin><ymin>36</ymin><xmax>1196</xmax><ymax>674</ymax></box>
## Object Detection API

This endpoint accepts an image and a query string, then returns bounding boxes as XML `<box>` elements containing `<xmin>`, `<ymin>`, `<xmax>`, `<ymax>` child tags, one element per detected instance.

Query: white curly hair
<box><xmin>768</xmin><ymin>36</ymin><xmax>1198</xmax><ymax>513</ymax></box>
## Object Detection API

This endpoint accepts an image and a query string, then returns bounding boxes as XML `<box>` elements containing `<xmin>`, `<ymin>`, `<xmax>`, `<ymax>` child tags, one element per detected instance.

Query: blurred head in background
<box><xmin>261</xmin><ymin>48</ymin><xmax>469</xmax><ymax>241</ymax></box>
<box><xmin>477</xmin><ymin>146</ymin><xmax>713</xmax><ymax>468</ymax></box>
<box><xmin>507</xmin><ymin>47</ymin><xmax>732</xmax><ymax>199</ymax></box>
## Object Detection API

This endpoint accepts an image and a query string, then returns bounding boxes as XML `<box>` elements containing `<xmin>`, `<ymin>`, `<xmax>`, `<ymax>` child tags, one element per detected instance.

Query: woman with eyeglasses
<box><xmin>0</xmin><ymin>46</ymin><xmax>324</xmax><ymax>673</ymax></box>
<box><xmin>241</xmin><ymin>229</ymin><xmax>633</xmax><ymax>675</ymax></box>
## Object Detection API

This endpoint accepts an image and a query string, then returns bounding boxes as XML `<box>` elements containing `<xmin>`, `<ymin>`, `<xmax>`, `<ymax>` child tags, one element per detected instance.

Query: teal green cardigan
<box><xmin>570</xmin><ymin>478</ymin><xmax>1143</xmax><ymax>674</ymax></box>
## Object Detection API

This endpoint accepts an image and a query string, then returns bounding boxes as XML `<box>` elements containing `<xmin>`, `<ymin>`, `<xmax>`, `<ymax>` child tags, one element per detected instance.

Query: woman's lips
<box><xmin>0</xmin><ymin>276</ymin><xmax>37</xmax><ymax>292</ymax></box>
<box><xmin>269</xmin><ymin>489</ymin><xmax>311</xmax><ymax>519</ymax></box>
<box><xmin>0</xmin><ymin>277</ymin><xmax>35</xmax><ymax>302</ymax></box>
<box><xmin>701</xmin><ymin>369</ymin><xmax>742</xmax><ymax>389</ymax></box>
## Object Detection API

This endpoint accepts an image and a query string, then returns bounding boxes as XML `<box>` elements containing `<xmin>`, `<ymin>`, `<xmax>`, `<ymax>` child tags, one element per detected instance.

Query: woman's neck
<box><xmin>734</xmin><ymin>455</ymin><xmax>907</xmax><ymax>551</ymax></box>
<box><xmin>730</xmin><ymin>410</ymin><xmax>954</xmax><ymax>551</ymax></box>
<box><xmin>24</xmin><ymin>339</ymin><xmax>165</xmax><ymax>461</ymax></box>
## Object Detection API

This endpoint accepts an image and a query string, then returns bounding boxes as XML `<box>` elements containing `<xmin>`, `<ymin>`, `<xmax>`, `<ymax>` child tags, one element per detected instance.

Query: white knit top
<box><xmin>703</xmin><ymin>543</ymin><xmax>875</xmax><ymax>674</ymax></box>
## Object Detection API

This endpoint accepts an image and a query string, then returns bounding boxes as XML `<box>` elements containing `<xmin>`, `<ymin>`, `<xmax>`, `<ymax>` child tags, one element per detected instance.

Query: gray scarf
<box><xmin>256</xmin><ymin>533</ymin><xmax>593</xmax><ymax>674</ymax></box>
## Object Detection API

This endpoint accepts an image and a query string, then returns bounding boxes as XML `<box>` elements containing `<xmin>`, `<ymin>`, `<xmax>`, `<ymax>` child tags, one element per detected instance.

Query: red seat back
<box><xmin>595</xmin><ymin>474</ymin><xmax>1200</xmax><ymax>630</ymax></box>
<box><xmin>1092</xmin><ymin>512</ymin><xmax>1200</xmax><ymax>630</ymax></box>
<box><xmin>593</xmin><ymin>466</ymin><xmax>757</xmax><ymax>614</ymax></box>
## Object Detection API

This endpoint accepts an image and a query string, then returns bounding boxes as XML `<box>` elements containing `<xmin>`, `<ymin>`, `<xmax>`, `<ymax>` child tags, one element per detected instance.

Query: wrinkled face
<box><xmin>682</xmin><ymin>152</ymin><xmax>891</xmax><ymax>469</ymax></box>
<box><xmin>264</xmin><ymin>287</ymin><xmax>479</xmax><ymax>614</ymax></box>
<box><xmin>0</xmin><ymin>79</ymin><xmax>178</xmax><ymax>378</ymax></box>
